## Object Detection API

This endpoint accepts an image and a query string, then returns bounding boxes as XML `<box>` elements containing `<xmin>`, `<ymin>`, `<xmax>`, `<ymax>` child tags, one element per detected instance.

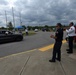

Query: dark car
<box><xmin>42</xmin><ymin>28</ymin><xmax>50</xmax><ymax>32</ymax></box>
<box><xmin>0</xmin><ymin>30</ymin><xmax>23</xmax><ymax>44</ymax></box>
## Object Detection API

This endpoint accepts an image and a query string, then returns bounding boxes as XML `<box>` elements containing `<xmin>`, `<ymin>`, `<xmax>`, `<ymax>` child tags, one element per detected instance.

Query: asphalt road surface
<box><xmin>0</xmin><ymin>31</ymin><xmax>65</xmax><ymax>57</ymax></box>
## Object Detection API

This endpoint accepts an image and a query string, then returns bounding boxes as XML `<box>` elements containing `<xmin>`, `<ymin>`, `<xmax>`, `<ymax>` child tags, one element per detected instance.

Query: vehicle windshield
<box><xmin>0</xmin><ymin>30</ymin><xmax>13</xmax><ymax>34</ymax></box>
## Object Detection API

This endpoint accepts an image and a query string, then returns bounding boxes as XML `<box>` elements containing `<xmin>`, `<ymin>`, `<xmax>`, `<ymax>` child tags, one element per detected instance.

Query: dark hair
<box><xmin>70</xmin><ymin>22</ymin><xmax>74</xmax><ymax>25</ymax></box>
<box><xmin>57</xmin><ymin>23</ymin><xmax>62</xmax><ymax>27</ymax></box>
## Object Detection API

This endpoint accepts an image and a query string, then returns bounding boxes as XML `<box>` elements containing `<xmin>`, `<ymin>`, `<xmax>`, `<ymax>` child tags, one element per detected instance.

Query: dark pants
<box><xmin>52</xmin><ymin>41</ymin><xmax>62</xmax><ymax>61</ymax></box>
<box><xmin>26</xmin><ymin>32</ymin><xmax>28</xmax><ymax>35</ymax></box>
<box><xmin>68</xmin><ymin>36</ymin><xmax>74</xmax><ymax>53</ymax></box>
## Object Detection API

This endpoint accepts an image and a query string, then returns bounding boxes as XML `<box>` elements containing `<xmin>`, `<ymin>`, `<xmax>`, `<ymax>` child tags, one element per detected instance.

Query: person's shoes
<box><xmin>49</xmin><ymin>60</ymin><xmax>55</xmax><ymax>62</ymax></box>
<box><xmin>67</xmin><ymin>52</ymin><xmax>73</xmax><ymax>54</ymax></box>
<box><xmin>56</xmin><ymin>58</ymin><xmax>61</xmax><ymax>62</ymax></box>
<box><xmin>66</xmin><ymin>49</ymin><xmax>69</xmax><ymax>51</ymax></box>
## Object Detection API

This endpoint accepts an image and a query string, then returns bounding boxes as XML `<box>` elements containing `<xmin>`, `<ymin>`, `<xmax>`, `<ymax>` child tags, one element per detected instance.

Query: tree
<box><xmin>44</xmin><ymin>25</ymin><xmax>49</xmax><ymax>28</ymax></box>
<box><xmin>27</xmin><ymin>26</ymin><xmax>33</xmax><ymax>30</ymax></box>
<box><xmin>22</xmin><ymin>25</ymin><xmax>26</xmax><ymax>29</ymax></box>
<box><xmin>0</xmin><ymin>27</ymin><xmax>5</xmax><ymax>29</ymax></box>
<box><xmin>7</xmin><ymin>22</ymin><xmax>13</xmax><ymax>30</ymax></box>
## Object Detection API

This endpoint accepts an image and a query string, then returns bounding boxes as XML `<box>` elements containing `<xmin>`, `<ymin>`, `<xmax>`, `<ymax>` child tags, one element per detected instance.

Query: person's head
<box><xmin>69</xmin><ymin>22</ymin><xmax>74</xmax><ymax>27</ymax></box>
<box><xmin>56</xmin><ymin>23</ymin><xmax>62</xmax><ymax>29</ymax></box>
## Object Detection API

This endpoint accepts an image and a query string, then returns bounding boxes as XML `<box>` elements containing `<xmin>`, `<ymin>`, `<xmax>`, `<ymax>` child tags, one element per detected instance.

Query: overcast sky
<box><xmin>0</xmin><ymin>0</ymin><xmax>76</xmax><ymax>27</ymax></box>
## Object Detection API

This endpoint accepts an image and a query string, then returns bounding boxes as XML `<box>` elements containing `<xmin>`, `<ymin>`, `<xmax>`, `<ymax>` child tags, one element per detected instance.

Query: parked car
<box><xmin>42</xmin><ymin>28</ymin><xmax>50</xmax><ymax>32</ymax></box>
<box><xmin>0</xmin><ymin>30</ymin><xmax>23</xmax><ymax>44</ymax></box>
<box><xmin>34</xmin><ymin>29</ymin><xmax>38</xmax><ymax>32</ymax></box>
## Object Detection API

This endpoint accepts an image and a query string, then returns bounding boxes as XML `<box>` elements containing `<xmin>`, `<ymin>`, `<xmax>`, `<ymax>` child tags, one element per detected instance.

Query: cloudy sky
<box><xmin>0</xmin><ymin>0</ymin><xmax>76</xmax><ymax>27</ymax></box>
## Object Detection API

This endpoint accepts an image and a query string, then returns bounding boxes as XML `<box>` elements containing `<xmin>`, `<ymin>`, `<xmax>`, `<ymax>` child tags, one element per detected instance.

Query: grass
<box><xmin>22</xmin><ymin>31</ymin><xmax>36</xmax><ymax>36</ymax></box>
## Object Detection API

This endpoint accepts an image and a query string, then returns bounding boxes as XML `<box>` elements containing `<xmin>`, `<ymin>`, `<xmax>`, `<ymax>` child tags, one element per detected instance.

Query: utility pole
<box><xmin>5</xmin><ymin>10</ymin><xmax>8</xmax><ymax>29</ymax></box>
<box><xmin>19</xmin><ymin>12</ymin><xmax>22</xmax><ymax>26</ymax></box>
<box><xmin>12</xmin><ymin>7</ymin><xmax>15</xmax><ymax>32</ymax></box>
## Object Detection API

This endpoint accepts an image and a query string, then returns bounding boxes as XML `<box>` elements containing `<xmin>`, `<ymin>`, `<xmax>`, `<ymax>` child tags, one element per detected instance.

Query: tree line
<box><xmin>0</xmin><ymin>21</ymin><xmax>67</xmax><ymax>31</ymax></box>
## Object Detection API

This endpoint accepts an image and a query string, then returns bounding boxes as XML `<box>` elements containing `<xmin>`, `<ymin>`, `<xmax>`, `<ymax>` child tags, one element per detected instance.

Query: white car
<box><xmin>34</xmin><ymin>29</ymin><xmax>38</xmax><ymax>32</ymax></box>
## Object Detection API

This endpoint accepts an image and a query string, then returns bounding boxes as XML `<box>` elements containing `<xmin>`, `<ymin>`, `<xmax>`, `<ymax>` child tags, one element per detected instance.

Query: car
<box><xmin>34</xmin><ymin>29</ymin><xmax>38</xmax><ymax>32</ymax></box>
<box><xmin>42</xmin><ymin>28</ymin><xmax>50</xmax><ymax>32</ymax></box>
<box><xmin>0</xmin><ymin>30</ymin><xmax>23</xmax><ymax>44</ymax></box>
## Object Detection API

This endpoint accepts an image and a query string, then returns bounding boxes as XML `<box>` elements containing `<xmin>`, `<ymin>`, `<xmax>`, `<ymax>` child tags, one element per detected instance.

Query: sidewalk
<box><xmin>0</xmin><ymin>43</ymin><xmax>76</xmax><ymax>75</ymax></box>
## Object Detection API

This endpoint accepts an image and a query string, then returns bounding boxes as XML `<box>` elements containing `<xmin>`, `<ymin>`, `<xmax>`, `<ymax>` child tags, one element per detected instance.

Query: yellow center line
<box><xmin>39</xmin><ymin>40</ymin><xmax>66</xmax><ymax>51</ymax></box>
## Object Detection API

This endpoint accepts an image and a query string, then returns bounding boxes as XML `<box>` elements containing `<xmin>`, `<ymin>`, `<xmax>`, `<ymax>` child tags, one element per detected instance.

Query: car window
<box><xmin>0</xmin><ymin>31</ymin><xmax>6</xmax><ymax>34</ymax></box>
<box><xmin>2</xmin><ymin>31</ymin><xmax>6</xmax><ymax>34</ymax></box>
<box><xmin>8</xmin><ymin>31</ymin><xmax>13</xmax><ymax>34</ymax></box>
<box><xmin>0</xmin><ymin>31</ymin><xmax>2</xmax><ymax>34</ymax></box>
<box><xmin>0</xmin><ymin>30</ymin><xmax>13</xmax><ymax>34</ymax></box>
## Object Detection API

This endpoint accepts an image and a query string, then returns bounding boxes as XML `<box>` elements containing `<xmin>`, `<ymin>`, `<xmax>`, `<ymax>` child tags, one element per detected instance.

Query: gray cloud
<box><xmin>0</xmin><ymin>0</ymin><xmax>76</xmax><ymax>27</ymax></box>
<box><xmin>0</xmin><ymin>0</ymin><xmax>8</xmax><ymax>5</ymax></box>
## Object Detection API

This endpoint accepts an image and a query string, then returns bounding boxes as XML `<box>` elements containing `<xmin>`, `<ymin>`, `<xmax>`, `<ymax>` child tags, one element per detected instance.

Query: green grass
<box><xmin>22</xmin><ymin>31</ymin><xmax>36</xmax><ymax>36</ymax></box>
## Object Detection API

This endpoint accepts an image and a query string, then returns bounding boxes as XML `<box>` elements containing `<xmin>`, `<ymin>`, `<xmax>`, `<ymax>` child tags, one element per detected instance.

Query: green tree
<box><xmin>44</xmin><ymin>25</ymin><xmax>49</xmax><ymax>28</ymax></box>
<box><xmin>7</xmin><ymin>22</ymin><xmax>13</xmax><ymax>30</ymax></box>
<box><xmin>27</xmin><ymin>26</ymin><xmax>33</xmax><ymax>30</ymax></box>
<box><xmin>22</xmin><ymin>25</ymin><xmax>26</xmax><ymax>30</ymax></box>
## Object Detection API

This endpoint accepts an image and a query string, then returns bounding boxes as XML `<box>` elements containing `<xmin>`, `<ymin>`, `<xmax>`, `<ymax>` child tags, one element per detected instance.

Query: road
<box><xmin>0</xmin><ymin>31</ymin><xmax>66</xmax><ymax>57</ymax></box>
<box><xmin>0</xmin><ymin>31</ymin><xmax>54</xmax><ymax>57</ymax></box>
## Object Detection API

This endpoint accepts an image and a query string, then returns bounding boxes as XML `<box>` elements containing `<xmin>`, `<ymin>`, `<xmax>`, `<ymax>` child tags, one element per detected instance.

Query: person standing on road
<box><xmin>66</xmin><ymin>22</ymin><xmax>75</xmax><ymax>54</ymax></box>
<box><xmin>49</xmin><ymin>23</ymin><xmax>63</xmax><ymax>62</ymax></box>
<box><xmin>25</xmin><ymin>28</ymin><xmax>28</xmax><ymax>35</ymax></box>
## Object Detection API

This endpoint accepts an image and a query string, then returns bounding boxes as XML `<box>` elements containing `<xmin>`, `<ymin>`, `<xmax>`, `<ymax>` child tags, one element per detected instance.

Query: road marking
<box><xmin>39</xmin><ymin>40</ymin><xmax>66</xmax><ymax>51</ymax></box>
<box><xmin>39</xmin><ymin>44</ymin><xmax>54</xmax><ymax>51</ymax></box>
<box><xmin>0</xmin><ymin>49</ymin><xmax>37</xmax><ymax>60</ymax></box>
<box><xmin>0</xmin><ymin>40</ymin><xmax>66</xmax><ymax>60</ymax></box>
<box><xmin>62</xmin><ymin>40</ymin><xmax>66</xmax><ymax>43</ymax></box>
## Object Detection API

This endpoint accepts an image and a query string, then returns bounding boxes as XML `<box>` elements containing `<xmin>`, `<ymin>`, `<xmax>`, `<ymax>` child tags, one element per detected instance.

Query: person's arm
<box><xmin>66</xmin><ymin>27</ymin><xmax>75</xmax><ymax>34</ymax></box>
<box><xmin>50</xmin><ymin>35</ymin><xmax>57</xmax><ymax>39</ymax></box>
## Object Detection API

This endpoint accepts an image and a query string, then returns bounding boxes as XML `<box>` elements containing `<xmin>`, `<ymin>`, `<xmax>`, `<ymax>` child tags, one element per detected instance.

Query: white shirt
<box><xmin>25</xmin><ymin>29</ymin><xmax>28</xmax><ymax>32</ymax></box>
<box><xmin>66</xmin><ymin>26</ymin><xmax>75</xmax><ymax>36</ymax></box>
